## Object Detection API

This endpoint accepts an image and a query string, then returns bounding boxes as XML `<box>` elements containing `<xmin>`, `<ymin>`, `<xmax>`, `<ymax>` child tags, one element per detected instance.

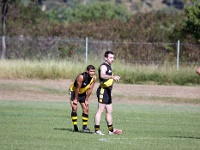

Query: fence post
<box><xmin>85</xmin><ymin>37</ymin><xmax>88</xmax><ymax>64</ymax></box>
<box><xmin>176</xmin><ymin>40</ymin><xmax>180</xmax><ymax>70</ymax></box>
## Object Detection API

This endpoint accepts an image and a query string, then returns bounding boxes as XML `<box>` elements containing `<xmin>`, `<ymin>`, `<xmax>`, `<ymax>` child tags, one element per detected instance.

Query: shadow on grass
<box><xmin>54</xmin><ymin>127</ymin><xmax>72</xmax><ymax>132</ymax></box>
<box><xmin>170</xmin><ymin>136</ymin><xmax>200</xmax><ymax>140</ymax></box>
<box><xmin>53</xmin><ymin>128</ymin><xmax>93</xmax><ymax>134</ymax></box>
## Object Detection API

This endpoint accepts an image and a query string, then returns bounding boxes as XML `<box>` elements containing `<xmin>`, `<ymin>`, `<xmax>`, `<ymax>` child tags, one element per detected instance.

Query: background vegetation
<box><xmin>2</xmin><ymin>0</ymin><xmax>200</xmax><ymax>43</ymax></box>
<box><xmin>0</xmin><ymin>60</ymin><xmax>199</xmax><ymax>85</ymax></box>
<box><xmin>0</xmin><ymin>0</ymin><xmax>199</xmax><ymax>85</ymax></box>
<box><xmin>1</xmin><ymin>0</ymin><xmax>199</xmax><ymax>61</ymax></box>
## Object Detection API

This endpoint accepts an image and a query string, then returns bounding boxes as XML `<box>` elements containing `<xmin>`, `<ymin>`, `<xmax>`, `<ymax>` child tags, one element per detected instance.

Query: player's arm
<box><xmin>85</xmin><ymin>75</ymin><xmax>97</xmax><ymax>104</ymax></box>
<box><xmin>196</xmin><ymin>67</ymin><xmax>200</xmax><ymax>76</ymax></box>
<box><xmin>73</xmin><ymin>74</ymin><xmax>83</xmax><ymax>105</ymax></box>
<box><xmin>100</xmin><ymin>65</ymin><xmax>120</xmax><ymax>81</ymax></box>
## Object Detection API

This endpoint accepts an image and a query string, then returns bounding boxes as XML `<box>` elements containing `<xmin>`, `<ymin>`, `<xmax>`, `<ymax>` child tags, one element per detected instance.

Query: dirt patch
<box><xmin>0</xmin><ymin>79</ymin><xmax>199</xmax><ymax>106</ymax></box>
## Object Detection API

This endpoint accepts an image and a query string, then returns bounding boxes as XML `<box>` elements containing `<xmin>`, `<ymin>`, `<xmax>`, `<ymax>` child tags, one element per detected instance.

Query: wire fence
<box><xmin>1</xmin><ymin>36</ymin><xmax>200</xmax><ymax>66</ymax></box>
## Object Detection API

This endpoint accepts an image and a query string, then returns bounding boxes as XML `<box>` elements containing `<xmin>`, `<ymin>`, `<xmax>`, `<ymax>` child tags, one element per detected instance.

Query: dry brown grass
<box><xmin>0</xmin><ymin>79</ymin><xmax>199</xmax><ymax>106</ymax></box>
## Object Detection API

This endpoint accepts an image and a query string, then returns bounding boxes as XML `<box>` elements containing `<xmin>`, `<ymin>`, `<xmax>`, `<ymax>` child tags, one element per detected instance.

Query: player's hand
<box><xmin>85</xmin><ymin>101</ymin><xmax>89</xmax><ymax>107</ymax></box>
<box><xmin>73</xmin><ymin>100</ymin><xmax>78</xmax><ymax>106</ymax></box>
<box><xmin>113</xmin><ymin>76</ymin><xmax>120</xmax><ymax>82</ymax></box>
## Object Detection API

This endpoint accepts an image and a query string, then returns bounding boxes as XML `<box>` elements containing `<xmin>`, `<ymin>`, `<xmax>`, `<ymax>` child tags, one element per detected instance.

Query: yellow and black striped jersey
<box><xmin>69</xmin><ymin>72</ymin><xmax>94</xmax><ymax>94</ymax></box>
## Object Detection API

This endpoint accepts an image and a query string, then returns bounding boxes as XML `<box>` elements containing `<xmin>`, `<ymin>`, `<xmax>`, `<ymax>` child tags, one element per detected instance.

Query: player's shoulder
<box><xmin>100</xmin><ymin>63</ymin><xmax>108</xmax><ymax>69</ymax></box>
<box><xmin>76</xmin><ymin>73</ymin><xmax>84</xmax><ymax>81</ymax></box>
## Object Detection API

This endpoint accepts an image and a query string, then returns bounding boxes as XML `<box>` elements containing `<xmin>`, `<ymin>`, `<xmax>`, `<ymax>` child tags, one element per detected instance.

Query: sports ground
<box><xmin>0</xmin><ymin>79</ymin><xmax>200</xmax><ymax>150</ymax></box>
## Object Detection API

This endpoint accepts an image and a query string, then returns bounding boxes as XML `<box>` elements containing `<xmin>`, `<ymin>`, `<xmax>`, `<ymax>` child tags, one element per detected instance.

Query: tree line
<box><xmin>1</xmin><ymin>0</ymin><xmax>200</xmax><ymax>60</ymax></box>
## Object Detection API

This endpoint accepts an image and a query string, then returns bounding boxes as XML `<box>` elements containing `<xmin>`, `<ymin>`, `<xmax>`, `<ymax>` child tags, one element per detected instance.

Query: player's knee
<box><xmin>83</xmin><ymin>107</ymin><xmax>89</xmax><ymax>113</ymax></box>
<box><xmin>97</xmin><ymin>109</ymin><xmax>104</xmax><ymax>114</ymax></box>
<box><xmin>72</xmin><ymin>107</ymin><xmax>77</xmax><ymax>112</ymax></box>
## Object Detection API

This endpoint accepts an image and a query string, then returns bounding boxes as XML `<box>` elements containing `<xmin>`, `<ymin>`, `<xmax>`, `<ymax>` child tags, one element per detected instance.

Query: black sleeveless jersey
<box><xmin>69</xmin><ymin>72</ymin><xmax>94</xmax><ymax>94</ymax></box>
<box><xmin>98</xmin><ymin>63</ymin><xmax>114</xmax><ymax>89</ymax></box>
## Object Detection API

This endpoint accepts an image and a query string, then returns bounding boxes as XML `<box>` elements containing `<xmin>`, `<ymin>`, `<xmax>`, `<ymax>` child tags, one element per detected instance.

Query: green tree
<box><xmin>47</xmin><ymin>2</ymin><xmax>130</xmax><ymax>24</ymax></box>
<box><xmin>182</xmin><ymin>0</ymin><xmax>200</xmax><ymax>42</ymax></box>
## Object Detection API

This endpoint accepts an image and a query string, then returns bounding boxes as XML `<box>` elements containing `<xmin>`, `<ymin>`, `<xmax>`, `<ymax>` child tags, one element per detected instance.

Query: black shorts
<box><xmin>96</xmin><ymin>86</ymin><xmax>112</xmax><ymax>104</ymax></box>
<box><xmin>70</xmin><ymin>91</ymin><xmax>86</xmax><ymax>103</ymax></box>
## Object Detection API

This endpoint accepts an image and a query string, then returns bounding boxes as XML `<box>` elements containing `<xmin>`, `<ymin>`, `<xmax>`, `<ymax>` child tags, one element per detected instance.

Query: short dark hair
<box><xmin>86</xmin><ymin>65</ymin><xmax>95</xmax><ymax>71</ymax></box>
<box><xmin>104</xmin><ymin>51</ymin><xmax>114</xmax><ymax>57</ymax></box>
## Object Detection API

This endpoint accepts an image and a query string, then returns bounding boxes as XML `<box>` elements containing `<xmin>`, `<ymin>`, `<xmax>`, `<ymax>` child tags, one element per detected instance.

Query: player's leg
<box><xmin>70</xmin><ymin>91</ymin><xmax>79</xmax><ymax>132</ymax></box>
<box><xmin>94</xmin><ymin>102</ymin><xmax>106</xmax><ymax>135</ymax></box>
<box><xmin>70</xmin><ymin>100</ymin><xmax>79</xmax><ymax>132</ymax></box>
<box><xmin>105</xmin><ymin>93</ymin><xmax>122</xmax><ymax>135</ymax></box>
<box><xmin>94</xmin><ymin>87</ymin><xmax>106</xmax><ymax>135</ymax></box>
<box><xmin>105</xmin><ymin>103</ymin><xmax>114</xmax><ymax>132</ymax></box>
<box><xmin>80</xmin><ymin>101</ymin><xmax>90</xmax><ymax>132</ymax></box>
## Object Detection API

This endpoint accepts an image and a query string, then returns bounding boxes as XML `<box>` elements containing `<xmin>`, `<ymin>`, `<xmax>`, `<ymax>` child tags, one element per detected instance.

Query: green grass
<box><xmin>0</xmin><ymin>60</ymin><xmax>200</xmax><ymax>85</ymax></box>
<box><xmin>0</xmin><ymin>100</ymin><xmax>200</xmax><ymax>150</ymax></box>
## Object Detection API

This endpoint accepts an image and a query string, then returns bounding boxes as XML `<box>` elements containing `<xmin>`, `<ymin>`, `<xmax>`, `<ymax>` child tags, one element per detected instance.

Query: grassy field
<box><xmin>0</xmin><ymin>100</ymin><xmax>200</xmax><ymax>150</ymax></box>
<box><xmin>0</xmin><ymin>59</ymin><xmax>199</xmax><ymax>149</ymax></box>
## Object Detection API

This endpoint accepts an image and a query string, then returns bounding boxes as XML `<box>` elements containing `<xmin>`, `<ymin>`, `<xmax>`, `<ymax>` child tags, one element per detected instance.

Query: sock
<box><xmin>108</xmin><ymin>124</ymin><xmax>113</xmax><ymax>132</ymax></box>
<box><xmin>82</xmin><ymin>113</ymin><xmax>88</xmax><ymax>129</ymax></box>
<box><xmin>71</xmin><ymin>112</ymin><xmax>78</xmax><ymax>130</ymax></box>
<box><xmin>94</xmin><ymin>125</ymin><xmax>100</xmax><ymax>132</ymax></box>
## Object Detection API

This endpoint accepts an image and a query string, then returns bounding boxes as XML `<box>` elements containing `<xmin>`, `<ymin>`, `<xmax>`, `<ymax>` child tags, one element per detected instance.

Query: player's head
<box><xmin>104</xmin><ymin>51</ymin><xmax>114</xmax><ymax>65</ymax></box>
<box><xmin>86</xmin><ymin>65</ymin><xmax>95</xmax><ymax>77</ymax></box>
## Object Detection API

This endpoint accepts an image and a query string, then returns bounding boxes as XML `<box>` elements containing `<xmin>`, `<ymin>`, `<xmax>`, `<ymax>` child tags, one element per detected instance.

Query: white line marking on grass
<box><xmin>99</xmin><ymin>138</ymin><xmax>108</xmax><ymax>142</ymax></box>
<box><xmin>99</xmin><ymin>137</ymin><xmax>180</xmax><ymax>143</ymax></box>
